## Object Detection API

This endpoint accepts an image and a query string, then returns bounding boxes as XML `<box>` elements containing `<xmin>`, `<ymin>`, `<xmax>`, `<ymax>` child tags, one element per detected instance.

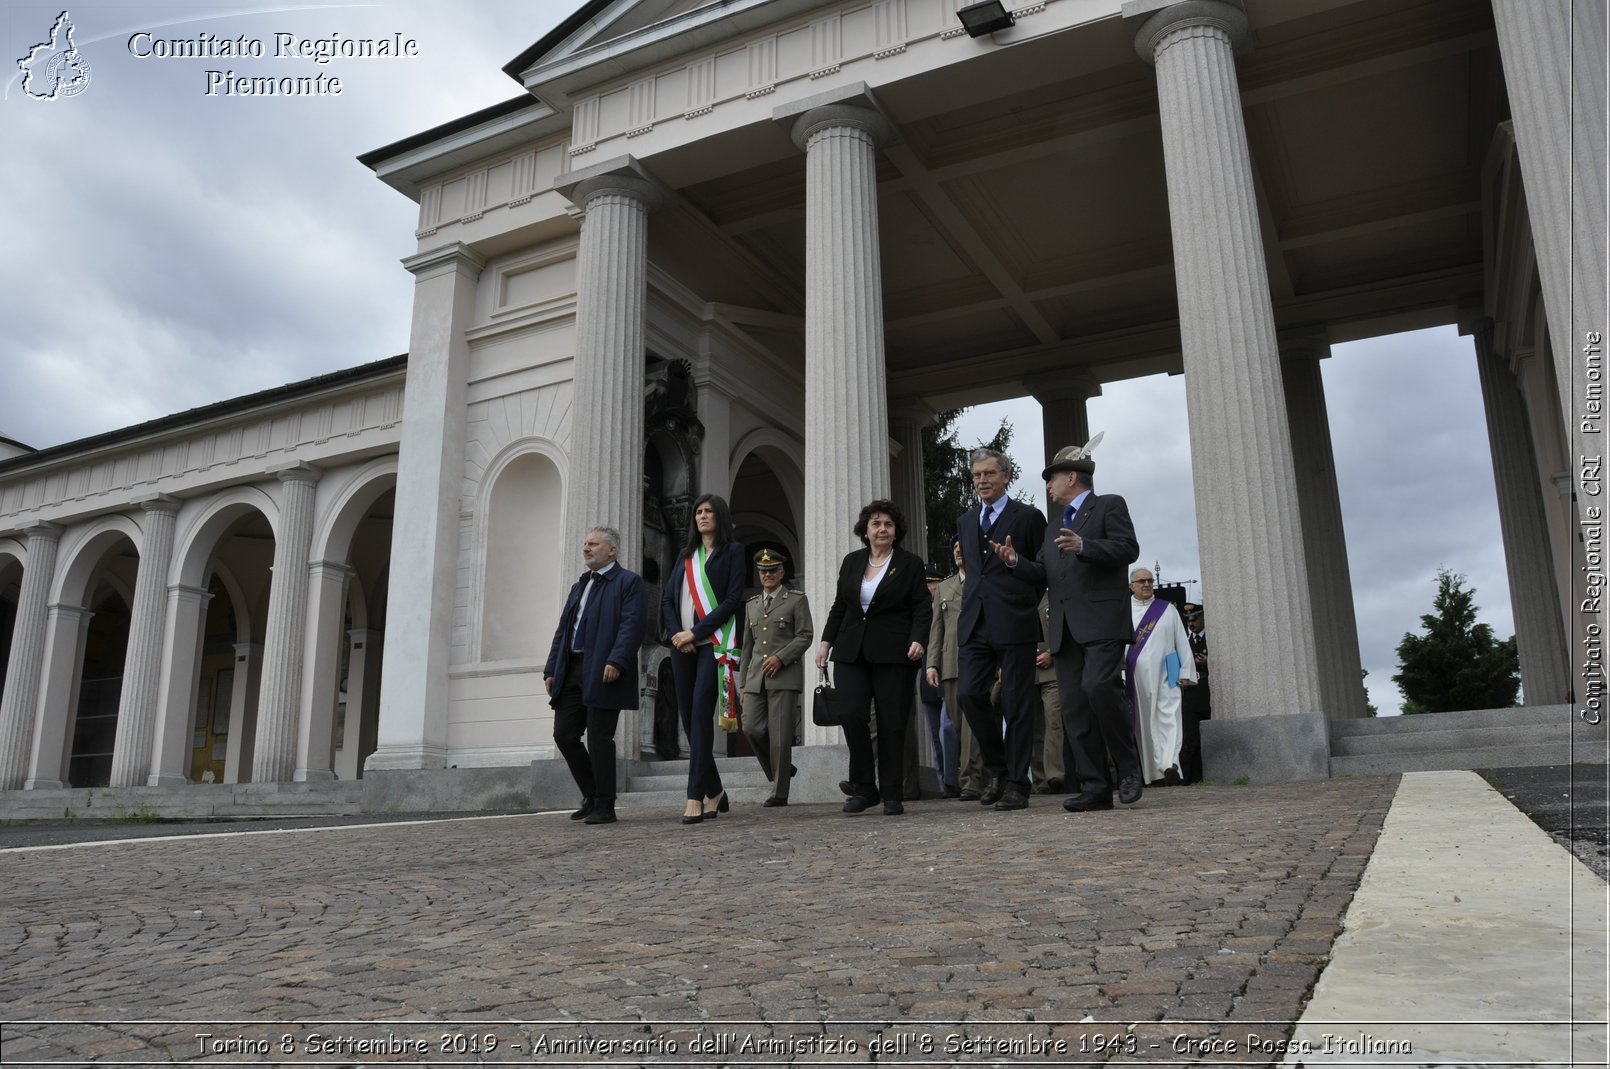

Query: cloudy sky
<box><xmin>3</xmin><ymin>1</ymin><xmax>1514</xmax><ymax>715</ymax></box>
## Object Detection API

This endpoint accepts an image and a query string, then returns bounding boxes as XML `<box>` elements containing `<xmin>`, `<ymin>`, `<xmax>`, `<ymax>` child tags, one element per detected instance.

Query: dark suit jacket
<box><xmin>660</xmin><ymin>542</ymin><xmax>746</xmax><ymax>645</ymax></box>
<box><xmin>1010</xmin><ymin>492</ymin><xmax>1139</xmax><ymax>649</ymax></box>
<box><xmin>822</xmin><ymin>546</ymin><xmax>933</xmax><ymax>664</ymax></box>
<box><xmin>543</xmin><ymin>565</ymin><xmax>646</xmax><ymax>710</ymax></box>
<box><xmin>957</xmin><ymin>497</ymin><xmax>1047</xmax><ymax>646</ymax></box>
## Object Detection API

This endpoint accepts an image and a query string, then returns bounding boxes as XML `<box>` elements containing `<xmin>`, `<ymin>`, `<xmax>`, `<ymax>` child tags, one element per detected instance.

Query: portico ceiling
<box><xmin>639</xmin><ymin>0</ymin><xmax>1502</xmax><ymax>408</ymax></box>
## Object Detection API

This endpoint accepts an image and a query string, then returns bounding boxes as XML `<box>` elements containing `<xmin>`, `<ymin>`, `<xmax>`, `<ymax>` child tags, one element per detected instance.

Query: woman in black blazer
<box><xmin>814</xmin><ymin>499</ymin><xmax>933</xmax><ymax>815</ymax></box>
<box><xmin>662</xmin><ymin>493</ymin><xmax>746</xmax><ymax>824</ymax></box>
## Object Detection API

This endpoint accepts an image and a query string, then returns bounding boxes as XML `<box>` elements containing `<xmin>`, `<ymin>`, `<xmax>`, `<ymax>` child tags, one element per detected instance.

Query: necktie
<box><xmin>764</xmin><ymin>593</ymin><xmax>773</xmax><ymax>612</ymax></box>
<box><xmin>980</xmin><ymin>504</ymin><xmax>992</xmax><ymax>533</ymax></box>
<box><xmin>572</xmin><ymin>571</ymin><xmax>596</xmax><ymax>651</ymax></box>
<box><xmin>1062</xmin><ymin>503</ymin><xmax>1076</xmax><ymax>529</ymax></box>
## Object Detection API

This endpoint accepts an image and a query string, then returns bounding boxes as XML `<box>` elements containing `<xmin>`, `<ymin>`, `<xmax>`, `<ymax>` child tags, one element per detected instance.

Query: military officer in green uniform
<box><xmin>1031</xmin><ymin>592</ymin><xmax>1067</xmax><ymax>792</ymax></box>
<box><xmin>738</xmin><ymin>549</ymin><xmax>814</xmax><ymax>805</ymax></box>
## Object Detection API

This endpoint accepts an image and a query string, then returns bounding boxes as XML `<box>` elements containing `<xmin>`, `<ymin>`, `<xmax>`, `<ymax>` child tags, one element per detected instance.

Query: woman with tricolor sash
<box><xmin>662</xmin><ymin>493</ymin><xmax>746</xmax><ymax>824</ymax></box>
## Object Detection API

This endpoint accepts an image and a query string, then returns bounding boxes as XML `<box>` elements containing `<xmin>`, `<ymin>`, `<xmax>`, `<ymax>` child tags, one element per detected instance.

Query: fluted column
<box><xmin>26</xmin><ymin>602</ymin><xmax>93</xmax><ymax>789</ymax></box>
<box><xmin>296</xmin><ymin>560</ymin><xmax>353</xmax><ymax>782</ymax></box>
<box><xmin>776</xmin><ymin>88</ymin><xmax>896</xmax><ymax>675</ymax></box>
<box><xmin>1492</xmin><ymin>0</ymin><xmax>1608</xmax><ymax>444</ymax></box>
<box><xmin>225</xmin><ymin>642</ymin><xmax>264</xmax><ymax>783</ymax></box>
<box><xmin>554</xmin><ymin>157</ymin><xmax>661</xmax><ymax>571</ymax></box>
<box><xmin>337</xmin><ymin>628</ymin><xmax>382</xmax><ymax>780</ymax></box>
<box><xmin>109</xmin><ymin>497</ymin><xmax>180</xmax><ymax>786</ymax></box>
<box><xmin>252</xmin><ymin>466</ymin><xmax>320</xmax><ymax>783</ymax></box>
<box><xmin>0</xmin><ymin>523</ymin><xmax>61</xmax><ymax>789</ymax></box>
<box><xmin>371</xmin><ymin>242</ymin><xmax>482</xmax><ymax>773</ymax></box>
<box><xmin>890</xmin><ymin>404</ymin><xmax>934</xmax><ymax>562</ymax></box>
<box><xmin>1466</xmin><ymin>313</ymin><xmax>1571</xmax><ymax>704</ymax></box>
<box><xmin>1279</xmin><ymin>329</ymin><xmax>1367</xmax><ymax>719</ymax></box>
<box><xmin>1128</xmin><ymin>0</ymin><xmax>1323</xmax><ymax>774</ymax></box>
<box><xmin>149</xmin><ymin>583</ymin><xmax>212</xmax><ymax>786</ymax></box>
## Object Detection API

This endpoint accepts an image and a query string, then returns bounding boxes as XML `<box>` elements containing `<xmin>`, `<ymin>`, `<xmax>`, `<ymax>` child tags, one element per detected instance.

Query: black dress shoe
<box><xmin>763</xmin><ymin>796</ymin><xmax>788</xmax><ymax>807</ymax></box>
<box><xmin>941</xmin><ymin>786</ymin><xmax>961</xmax><ymax>799</ymax></box>
<box><xmin>583</xmin><ymin>805</ymin><xmax>617</xmax><ymax>824</ymax></box>
<box><xmin>703</xmin><ymin>791</ymin><xmax>729</xmax><ymax>818</ymax></box>
<box><xmin>838</xmin><ymin>780</ymin><xmax>855</xmax><ymax>796</ymax></box>
<box><xmin>1045</xmin><ymin>777</ymin><xmax>1067</xmax><ymax>794</ymax></box>
<box><xmin>957</xmin><ymin>789</ymin><xmax>981</xmax><ymax>802</ymax></box>
<box><xmin>1118</xmin><ymin>776</ymin><xmax>1144</xmax><ymax>805</ymax></box>
<box><xmin>570</xmin><ymin>799</ymin><xmax>594</xmax><ymax>821</ymax></box>
<box><xmin>842</xmin><ymin>796</ymin><xmax>872</xmax><ymax>814</ymax></box>
<box><xmin>882</xmin><ymin>800</ymin><xmax>904</xmax><ymax>815</ymax></box>
<box><xmin>1064</xmin><ymin>793</ymin><xmax>1114</xmax><ymax>812</ymax></box>
<box><xmin>993</xmin><ymin>789</ymin><xmax>1028</xmax><ymax>811</ymax></box>
<box><xmin>681</xmin><ymin>811</ymin><xmax>705</xmax><ymax>825</ymax></box>
<box><xmin>979</xmin><ymin>778</ymin><xmax>1004</xmax><ymax>806</ymax></box>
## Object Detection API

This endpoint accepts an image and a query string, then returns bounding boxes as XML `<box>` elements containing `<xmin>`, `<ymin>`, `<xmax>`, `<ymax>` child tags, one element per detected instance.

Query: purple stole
<box><xmin>1123</xmin><ymin>598</ymin><xmax>1170</xmax><ymax>734</ymax></box>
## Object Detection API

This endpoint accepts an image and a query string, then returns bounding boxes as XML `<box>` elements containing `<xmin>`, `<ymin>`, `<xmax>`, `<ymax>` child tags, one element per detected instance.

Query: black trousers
<box><xmin>670</xmin><ymin>645</ymin><xmax>724</xmax><ymax>801</ymax></box>
<box><xmin>958</xmin><ymin>635</ymin><xmax>1036</xmax><ymax>794</ymax></box>
<box><xmin>837</xmin><ymin>658</ymin><xmax>919</xmax><ymax>802</ymax></box>
<box><xmin>1052</xmin><ymin>625</ymin><xmax>1140</xmax><ymax>799</ymax></box>
<box><xmin>552</xmin><ymin>651</ymin><xmax>621</xmax><ymax>803</ymax></box>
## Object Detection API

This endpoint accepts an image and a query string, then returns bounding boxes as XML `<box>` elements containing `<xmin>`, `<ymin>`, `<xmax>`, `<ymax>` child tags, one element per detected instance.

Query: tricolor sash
<box><xmin>1123</xmin><ymin>597</ymin><xmax>1170</xmax><ymax>734</ymax></box>
<box><xmin>687</xmin><ymin>545</ymin><xmax>743</xmax><ymax>731</ymax></box>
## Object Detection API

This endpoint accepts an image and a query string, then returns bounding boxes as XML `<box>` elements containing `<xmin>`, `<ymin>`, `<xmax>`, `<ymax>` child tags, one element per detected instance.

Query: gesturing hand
<box><xmin>991</xmin><ymin>535</ymin><xmax>1018</xmax><ymax>566</ymax></box>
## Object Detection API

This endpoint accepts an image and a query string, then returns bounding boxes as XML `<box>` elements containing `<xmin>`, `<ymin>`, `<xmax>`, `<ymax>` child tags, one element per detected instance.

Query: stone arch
<box><xmin>475</xmin><ymin>440</ymin><xmax>566</xmax><ymax>663</ymax></box>
<box><xmin>172</xmin><ymin>486</ymin><xmax>280</xmax><ymax>590</ymax></box>
<box><xmin>312</xmin><ymin>458</ymin><xmax>399</xmax><ymax>565</ymax></box>
<box><xmin>729</xmin><ymin>427</ymin><xmax>804</xmax><ymax>533</ymax></box>
<box><xmin>50</xmin><ymin>514</ymin><xmax>144</xmax><ymax>608</ymax></box>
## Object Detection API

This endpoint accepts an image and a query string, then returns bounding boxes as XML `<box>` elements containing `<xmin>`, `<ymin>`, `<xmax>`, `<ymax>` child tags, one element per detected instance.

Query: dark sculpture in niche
<box><xmin>641</xmin><ymin>356</ymin><xmax>703</xmax><ymax>760</ymax></box>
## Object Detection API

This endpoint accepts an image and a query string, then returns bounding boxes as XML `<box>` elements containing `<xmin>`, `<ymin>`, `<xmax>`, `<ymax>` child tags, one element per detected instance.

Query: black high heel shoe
<box><xmin>703</xmin><ymin>791</ymin><xmax>729</xmax><ymax>818</ymax></box>
<box><xmin>681</xmin><ymin>801</ymin><xmax>705</xmax><ymax>825</ymax></box>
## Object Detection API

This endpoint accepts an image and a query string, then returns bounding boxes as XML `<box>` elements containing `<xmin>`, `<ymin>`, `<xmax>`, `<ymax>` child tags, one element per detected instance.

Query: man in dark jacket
<box><xmin>544</xmin><ymin>525</ymin><xmax>646</xmax><ymax>825</ymax></box>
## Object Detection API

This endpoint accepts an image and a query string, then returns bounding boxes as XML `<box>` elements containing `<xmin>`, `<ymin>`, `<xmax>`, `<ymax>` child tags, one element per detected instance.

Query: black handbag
<box><xmin>811</xmin><ymin>666</ymin><xmax>843</xmax><ymax>727</ymax></box>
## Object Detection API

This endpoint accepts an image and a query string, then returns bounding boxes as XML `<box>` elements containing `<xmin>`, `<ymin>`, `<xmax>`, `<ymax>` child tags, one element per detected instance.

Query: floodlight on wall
<box><xmin>957</xmin><ymin>0</ymin><xmax>1015</xmax><ymax>37</ymax></box>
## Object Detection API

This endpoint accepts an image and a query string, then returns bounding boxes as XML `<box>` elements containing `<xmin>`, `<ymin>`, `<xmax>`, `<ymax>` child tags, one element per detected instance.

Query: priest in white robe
<box><xmin>1124</xmin><ymin>566</ymin><xmax>1198</xmax><ymax>784</ymax></box>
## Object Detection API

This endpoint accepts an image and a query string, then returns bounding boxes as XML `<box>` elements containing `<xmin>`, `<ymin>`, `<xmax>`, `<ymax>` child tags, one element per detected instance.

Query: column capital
<box><xmin>233</xmin><ymin>641</ymin><xmax>265</xmax><ymax>659</ymax></box>
<box><xmin>888</xmin><ymin>401</ymin><xmax>939</xmax><ymax>429</ymax></box>
<box><xmin>46</xmin><ymin>602</ymin><xmax>93</xmax><ymax>624</ymax></box>
<box><xmin>1125</xmin><ymin>0</ymin><xmax>1250</xmax><ymax>64</ymax></box>
<box><xmin>1275</xmin><ymin>325</ymin><xmax>1332</xmax><ymax>363</ymax></box>
<box><xmin>401</xmin><ymin>241</ymin><xmax>486</xmax><ymax>282</ymax></box>
<box><xmin>554</xmin><ymin>155</ymin><xmax>664</xmax><ymax>212</ymax></box>
<box><xmin>167</xmin><ymin>583</ymin><xmax>213</xmax><ymax>605</ymax></box>
<box><xmin>134</xmin><ymin>493</ymin><xmax>181</xmax><ymax>516</ymax></box>
<box><xmin>774</xmin><ymin>82</ymin><xmax>898</xmax><ymax>152</ymax></box>
<box><xmin>20</xmin><ymin>521</ymin><xmax>63</xmax><ymax>544</ymax></box>
<box><xmin>1025</xmin><ymin>370</ymin><xmax>1104</xmax><ymax>405</ymax></box>
<box><xmin>308</xmin><ymin>560</ymin><xmax>356</xmax><ymax>584</ymax></box>
<box><xmin>271</xmin><ymin>464</ymin><xmax>322</xmax><ymax>488</ymax></box>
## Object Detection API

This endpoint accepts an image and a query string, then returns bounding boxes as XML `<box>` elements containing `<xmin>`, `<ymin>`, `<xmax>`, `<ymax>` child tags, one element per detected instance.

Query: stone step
<box><xmin>0</xmin><ymin>783</ymin><xmax>364</xmax><ymax>822</ymax></box>
<box><xmin>1329</xmin><ymin>704</ymin><xmax>1571</xmax><ymax>738</ymax></box>
<box><xmin>1329</xmin><ymin>721</ymin><xmax>1577</xmax><ymax>757</ymax></box>
<box><xmin>1330</xmin><ymin>741</ymin><xmax>1608</xmax><ymax>777</ymax></box>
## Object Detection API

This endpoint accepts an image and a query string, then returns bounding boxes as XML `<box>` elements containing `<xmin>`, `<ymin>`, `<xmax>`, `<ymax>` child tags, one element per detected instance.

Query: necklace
<box><xmin>867</xmin><ymin>554</ymin><xmax>891</xmax><ymax>569</ymax></box>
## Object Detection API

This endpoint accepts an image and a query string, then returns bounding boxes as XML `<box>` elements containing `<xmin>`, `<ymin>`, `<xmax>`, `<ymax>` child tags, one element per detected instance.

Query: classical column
<box><xmin>889</xmin><ymin>404</ymin><xmax>934</xmax><ymax>561</ymax></box>
<box><xmin>148</xmin><ymin>583</ymin><xmax>213</xmax><ymax>786</ymax></box>
<box><xmin>224</xmin><ymin>642</ymin><xmax>263</xmax><ymax>783</ymax></box>
<box><xmin>1030</xmin><ymin>372</ymin><xmax>1102</xmax><ymax>513</ymax></box>
<box><xmin>337</xmin><ymin>628</ymin><xmax>383</xmax><ymax>780</ymax></box>
<box><xmin>0</xmin><ymin>523</ymin><xmax>61</xmax><ymax>789</ymax></box>
<box><xmin>1279</xmin><ymin>329</ymin><xmax>1367</xmax><ymax>720</ymax></box>
<box><xmin>554</xmin><ymin>156</ymin><xmax>661</xmax><ymax>571</ymax></box>
<box><xmin>1492</xmin><ymin>0</ymin><xmax>1608</xmax><ymax>444</ymax></box>
<box><xmin>698</xmin><ymin>383</ymin><xmax>734</xmax><ymax>502</ymax></box>
<box><xmin>26</xmin><ymin>602</ymin><xmax>93</xmax><ymax>789</ymax></box>
<box><xmin>370</xmin><ymin>242</ymin><xmax>482</xmax><ymax>773</ymax></box>
<box><xmin>1127</xmin><ymin>0</ymin><xmax>1324</xmax><ymax>776</ymax></box>
<box><xmin>252</xmin><ymin>467</ymin><xmax>320</xmax><ymax>783</ymax></box>
<box><xmin>108</xmin><ymin>497</ymin><xmax>180</xmax><ymax>786</ymax></box>
<box><xmin>295</xmin><ymin>561</ymin><xmax>353</xmax><ymax>782</ymax></box>
<box><xmin>776</xmin><ymin>85</ymin><xmax>897</xmax><ymax>663</ymax></box>
<box><xmin>1465</xmin><ymin>313</ymin><xmax>1571</xmax><ymax>704</ymax></box>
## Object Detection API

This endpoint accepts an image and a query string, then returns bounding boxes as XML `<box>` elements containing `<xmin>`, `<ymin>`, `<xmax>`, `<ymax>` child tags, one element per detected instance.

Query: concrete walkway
<box><xmin>1288</xmin><ymin>771</ymin><xmax>1607</xmax><ymax>1068</ymax></box>
<box><xmin>0</xmin><ymin>772</ymin><xmax>1602</xmax><ymax>1066</ymax></box>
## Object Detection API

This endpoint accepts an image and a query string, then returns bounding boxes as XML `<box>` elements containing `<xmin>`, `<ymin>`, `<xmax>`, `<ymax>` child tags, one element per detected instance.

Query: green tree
<box><xmin>1393</xmin><ymin>569</ymin><xmax>1520</xmax><ymax>714</ymax></box>
<box><xmin>921</xmin><ymin>409</ymin><xmax>1014</xmax><ymax>568</ymax></box>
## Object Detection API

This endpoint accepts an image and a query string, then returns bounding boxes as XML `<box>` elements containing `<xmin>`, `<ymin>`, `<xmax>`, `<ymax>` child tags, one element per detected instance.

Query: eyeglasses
<box><xmin>1131</xmin><ymin>578</ymin><xmax>1154</xmax><ymax>585</ymax></box>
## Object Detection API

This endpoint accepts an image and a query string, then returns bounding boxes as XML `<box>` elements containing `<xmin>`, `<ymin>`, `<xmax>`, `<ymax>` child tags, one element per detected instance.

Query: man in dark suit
<box><xmin>543</xmin><ymin>525</ymin><xmax>646</xmax><ymax>825</ymax></box>
<box><xmin>995</xmin><ymin>441</ymin><xmax>1143</xmax><ymax>811</ymax></box>
<box><xmin>1180</xmin><ymin>604</ymin><xmax>1210</xmax><ymax>784</ymax></box>
<box><xmin>955</xmin><ymin>447</ymin><xmax>1046</xmax><ymax>811</ymax></box>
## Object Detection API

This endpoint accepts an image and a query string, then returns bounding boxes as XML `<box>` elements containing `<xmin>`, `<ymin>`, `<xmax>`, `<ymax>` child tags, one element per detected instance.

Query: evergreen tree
<box><xmin>1393</xmin><ymin>569</ymin><xmax>1520</xmax><ymax>714</ymax></box>
<box><xmin>921</xmin><ymin>409</ymin><xmax>1014</xmax><ymax>568</ymax></box>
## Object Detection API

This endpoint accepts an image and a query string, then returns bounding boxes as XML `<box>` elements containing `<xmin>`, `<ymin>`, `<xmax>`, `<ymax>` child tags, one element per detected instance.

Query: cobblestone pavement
<box><xmin>0</xmin><ymin>777</ymin><xmax>1396</xmax><ymax>1067</ymax></box>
